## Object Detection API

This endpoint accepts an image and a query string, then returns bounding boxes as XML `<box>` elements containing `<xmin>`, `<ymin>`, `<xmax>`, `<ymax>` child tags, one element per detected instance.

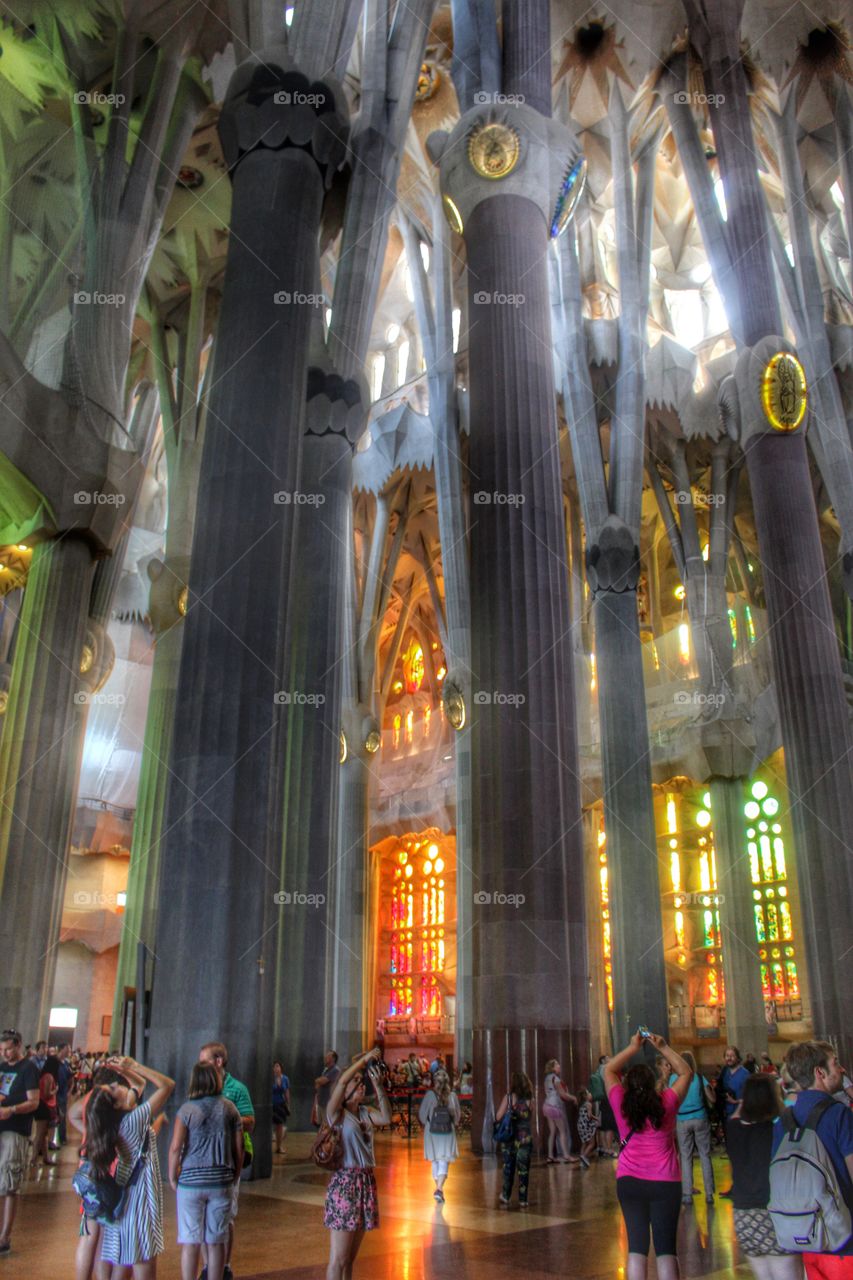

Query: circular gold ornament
<box><xmin>468</xmin><ymin>122</ymin><xmax>520</xmax><ymax>179</ymax></box>
<box><xmin>364</xmin><ymin>728</ymin><xmax>381</xmax><ymax>755</ymax></box>
<box><xmin>177</xmin><ymin>585</ymin><xmax>188</xmax><ymax>616</ymax></box>
<box><xmin>339</xmin><ymin>730</ymin><xmax>348</xmax><ymax>764</ymax></box>
<box><xmin>442</xmin><ymin>193</ymin><xmax>464</xmax><ymax>235</ymax></box>
<box><xmin>80</xmin><ymin>643</ymin><xmax>94</xmax><ymax>675</ymax></box>
<box><xmin>444</xmin><ymin>686</ymin><xmax>466</xmax><ymax>731</ymax></box>
<box><xmin>761</xmin><ymin>352</ymin><xmax>807</xmax><ymax>432</ymax></box>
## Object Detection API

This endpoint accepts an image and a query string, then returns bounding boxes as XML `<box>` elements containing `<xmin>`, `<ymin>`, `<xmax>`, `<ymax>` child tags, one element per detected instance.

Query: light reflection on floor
<box><xmin>18</xmin><ymin>1131</ymin><xmax>749</xmax><ymax>1277</ymax></box>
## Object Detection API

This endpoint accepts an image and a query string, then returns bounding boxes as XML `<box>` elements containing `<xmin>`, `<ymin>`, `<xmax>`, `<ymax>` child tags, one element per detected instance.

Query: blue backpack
<box><xmin>73</xmin><ymin>1128</ymin><xmax>150</xmax><ymax>1225</ymax></box>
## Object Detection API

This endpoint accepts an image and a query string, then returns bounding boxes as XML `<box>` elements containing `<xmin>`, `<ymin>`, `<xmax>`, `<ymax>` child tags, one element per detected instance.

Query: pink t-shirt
<box><xmin>608</xmin><ymin>1083</ymin><xmax>681</xmax><ymax>1182</ymax></box>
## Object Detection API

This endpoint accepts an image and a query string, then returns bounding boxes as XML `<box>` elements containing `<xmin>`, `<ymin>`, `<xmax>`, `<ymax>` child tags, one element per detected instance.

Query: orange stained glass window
<box><xmin>402</xmin><ymin>639</ymin><xmax>425</xmax><ymax>694</ymax></box>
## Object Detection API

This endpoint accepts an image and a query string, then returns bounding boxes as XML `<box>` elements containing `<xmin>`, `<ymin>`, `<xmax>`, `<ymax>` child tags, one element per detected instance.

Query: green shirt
<box><xmin>222</xmin><ymin>1072</ymin><xmax>254</xmax><ymax>1117</ymax></box>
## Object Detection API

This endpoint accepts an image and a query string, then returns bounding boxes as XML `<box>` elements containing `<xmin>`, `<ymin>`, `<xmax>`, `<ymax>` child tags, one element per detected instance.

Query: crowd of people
<box><xmin>0</xmin><ymin>1026</ymin><xmax>852</xmax><ymax>1279</ymax></box>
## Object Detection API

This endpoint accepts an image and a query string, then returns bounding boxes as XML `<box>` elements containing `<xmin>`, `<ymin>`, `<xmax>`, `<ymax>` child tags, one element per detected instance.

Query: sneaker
<box><xmin>499</xmin><ymin>1194</ymin><xmax>510</xmax><ymax>1207</ymax></box>
<box><xmin>519</xmin><ymin>1201</ymin><xmax>529</xmax><ymax>1210</ymax></box>
<box><xmin>433</xmin><ymin>1189</ymin><xmax>445</xmax><ymax>1202</ymax></box>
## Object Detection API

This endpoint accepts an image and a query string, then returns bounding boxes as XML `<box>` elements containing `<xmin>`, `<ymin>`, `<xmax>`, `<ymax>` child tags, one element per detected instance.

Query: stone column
<box><xmin>0</xmin><ymin>538</ymin><xmax>94</xmax><ymax>1034</ymax></box>
<box><xmin>110</xmin><ymin>557</ymin><xmax>188</xmax><ymax>1043</ymax></box>
<box><xmin>147</xmin><ymin>50</ymin><xmax>349</xmax><ymax>1175</ymax></box>
<box><xmin>273</xmin><ymin>367</ymin><xmax>364</xmax><ymax>1125</ymax></box>
<box><xmin>434</xmin><ymin>102</ymin><xmax>590</xmax><ymax>1148</ymax></box>
<box><xmin>588</xmin><ymin>519</ymin><xmax>668</xmax><ymax>1041</ymax></box>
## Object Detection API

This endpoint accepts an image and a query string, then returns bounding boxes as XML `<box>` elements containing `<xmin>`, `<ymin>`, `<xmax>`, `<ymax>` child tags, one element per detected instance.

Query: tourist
<box><xmin>56</xmin><ymin>1043</ymin><xmax>73</xmax><ymax>1146</ymax></box>
<box><xmin>576</xmin><ymin>1088</ymin><xmax>601</xmax><ymax>1162</ymax></box>
<box><xmin>590</xmin><ymin>1054</ymin><xmax>618</xmax><ymax>1157</ymax></box>
<box><xmin>720</xmin><ymin>1046</ymin><xmax>751</xmax><ymax>1198</ymax></box>
<box><xmin>272</xmin><ymin>1061</ymin><xmax>291</xmax><ymax>1155</ymax></box>
<box><xmin>401</xmin><ymin>1052</ymin><xmax>421</xmax><ymax>1087</ymax></box>
<box><xmin>0</xmin><ymin>1029</ymin><xmax>40</xmax><ymax>1256</ymax></box>
<box><xmin>604</xmin><ymin>1030</ymin><xmax>693</xmax><ymax>1280</ymax></box>
<box><xmin>418</xmin><ymin>1067</ymin><xmax>461</xmax><ymax>1202</ymax></box>
<box><xmin>543</xmin><ymin>1058</ymin><xmax>581</xmax><ymax>1165</ymax></box>
<box><xmin>314</xmin><ymin>1050</ymin><xmax>341</xmax><ymax>1125</ymax></box>
<box><xmin>672</xmin><ymin>1050</ymin><xmax>715</xmax><ymax>1207</ymax></box>
<box><xmin>169</xmin><ymin>1061</ymin><xmax>244</xmax><ymax>1280</ymax></box>
<box><xmin>745</xmin><ymin>1054</ymin><xmax>759</xmax><ymax>1074</ymax></box>
<box><xmin>771</xmin><ymin>1041</ymin><xmax>853</xmax><ymax>1278</ymax></box>
<box><xmin>68</xmin><ymin>1062</ymin><xmax>132</xmax><ymax>1280</ymax></box>
<box><xmin>429</xmin><ymin>1052</ymin><xmax>445</xmax><ymax>1077</ymax></box>
<box><xmin>495</xmin><ymin>1071</ymin><xmax>535</xmax><ymax>1209</ymax></box>
<box><xmin>456</xmin><ymin>1061</ymin><xmax>473</xmax><ymax>1096</ymax></box>
<box><xmin>30</xmin><ymin>1052</ymin><xmax>60</xmax><ymax>1172</ymax></box>
<box><xmin>760</xmin><ymin>1054</ymin><xmax>779</xmax><ymax>1076</ymax></box>
<box><xmin>198</xmin><ymin>1042</ymin><xmax>254</xmax><ymax>1280</ymax></box>
<box><xmin>85</xmin><ymin>1053</ymin><xmax>174</xmax><ymax>1277</ymax></box>
<box><xmin>727</xmin><ymin>1074</ymin><xmax>801</xmax><ymax>1280</ymax></box>
<box><xmin>30</xmin><ymin>1041</ymin><xmax>48</xmax><ymax>1072</ymax></box>
<box><xmin>324</xmin><ymin>1047</ymin><xmax>391</xmax><ymax>1280</ymax></box>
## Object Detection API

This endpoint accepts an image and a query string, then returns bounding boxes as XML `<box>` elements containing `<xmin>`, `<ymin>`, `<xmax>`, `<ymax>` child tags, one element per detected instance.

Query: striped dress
<box><xmin>100</xmin><ymin>1100</ymin><xmax>164</xmax><ymax>1265</ymax></box>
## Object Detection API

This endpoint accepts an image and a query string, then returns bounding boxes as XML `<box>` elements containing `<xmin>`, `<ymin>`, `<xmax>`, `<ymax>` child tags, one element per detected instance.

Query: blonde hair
<box><xmin>433</xmin><ymin>1069</ymin><xmax>451</xmax><ymax>1105</ymax></box>
<box><xmin>544</xmin><ymin>1058</ymin><xmax>560</xmax><ymax>1075</ymax></box>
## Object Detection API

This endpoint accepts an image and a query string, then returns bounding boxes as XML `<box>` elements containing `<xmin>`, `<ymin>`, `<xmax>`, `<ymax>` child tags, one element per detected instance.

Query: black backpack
<box><xmin>430</xmin><ymin>1101</ymin><xmax>454</xmax><ymax>1135</ymax></box>
<box><xmin>73</xmin><ymin>1128</ymin><xmax>150</xmax><ymax>1225</ymax></box>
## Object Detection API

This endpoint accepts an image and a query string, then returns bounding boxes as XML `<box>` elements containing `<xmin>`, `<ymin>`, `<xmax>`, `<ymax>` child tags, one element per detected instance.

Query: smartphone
<box><xmin>637</xmin><ymin>1026</ymin><xmax>651</xmax><ymax>1039</ymax></box>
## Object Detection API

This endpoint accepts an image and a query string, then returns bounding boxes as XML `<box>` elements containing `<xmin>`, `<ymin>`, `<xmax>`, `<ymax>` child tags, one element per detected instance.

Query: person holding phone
<box><xmin>324</xmin><ymin>1048</ymin><xmax>391</xmax><ymax>1280</ymax></box>
<box><xmin>604</xmin><ymin>1031</ymin><xmax>693</xmax><ymax>1280</ymax></box>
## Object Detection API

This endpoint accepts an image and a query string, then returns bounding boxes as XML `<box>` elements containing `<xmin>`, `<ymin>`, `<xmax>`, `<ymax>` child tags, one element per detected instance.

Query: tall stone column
<box><xmin>433</xmin><ymin>100</ymin><xmax>590</xmax><ymax>1147</ymax></box>
<box><xmin>110</xmin><ymin>557</ymin><xmax>188</xmax><ymax>1043</ymax></box>
<box><xmin>675</xmin><ymin>0</ymin><xmax>853</xmax><ymax>1063</ymax></box>
<box><xmin>0</xmin><ymin>538</ymin><xmax>94</xmax><ymax>1034</ymax></box>
<box><xmin>587</xmin><ymin>519</ymin><xmax>668</xmax><ymax>1041</ymax></box>
<box><xmin>273</xmin><ymin>367</ymin><xmax>364</xmax><ymax>1125</ymax></box>
<box><xmin>147</xmin><ymin>50</ymin><xmax>349</xmax><ymax>1174</ymax></box>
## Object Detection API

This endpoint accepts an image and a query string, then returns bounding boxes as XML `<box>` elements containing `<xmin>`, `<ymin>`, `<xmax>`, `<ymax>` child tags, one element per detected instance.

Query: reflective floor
<box><xmin>16</xmin><ymin>1132</ymin><xmax>750</xmax><ymax>1277</ymax></box>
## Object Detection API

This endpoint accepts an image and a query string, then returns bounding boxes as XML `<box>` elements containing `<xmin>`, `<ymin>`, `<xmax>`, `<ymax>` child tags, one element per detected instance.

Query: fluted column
<box><xmin>110</xmin><ymin>558</ymin><xmax>188</xmax><ymax>1042</ymax></box>
<box><xmin>587</xmin><ymin>519</ymin><xmax>667</xmax><ymax>1040</ymax></box>
<box><xmin>0</xmin><ymin>538</ymin><xmax>94</xmax><ymax>1033</ymax></box>
<box><xmin>435</xmin><ymin>98</ymin><xmax>590</xmax><ymax>1147</ymax></box>
<box><xmin>148</xmin><ymin>49</ymin><xmax>349</xmax><ymax>1175</ymax></box>
<box><xmin>273</xmin><ymin>369</ymin><xmax>364</xmax><ymax>1125</ymax></box>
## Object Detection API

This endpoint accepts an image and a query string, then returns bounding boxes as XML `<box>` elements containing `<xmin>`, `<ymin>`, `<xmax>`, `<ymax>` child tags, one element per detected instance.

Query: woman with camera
<box><xmin>604</xmin><ymin>1031</ymin><xmax>693</xmax><ymax>1280</ymax></box>
<box><xmin>324</xmin><ymin>1048</ymin><xmax>391</xmax><ymax>1280</ymax></box>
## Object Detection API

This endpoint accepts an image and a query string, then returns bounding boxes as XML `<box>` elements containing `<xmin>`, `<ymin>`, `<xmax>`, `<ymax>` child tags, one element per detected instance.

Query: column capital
<box><xmin>218</xmin><ymin>45</ymin><xmax>349</xmax><ymax>188</ymax></box>
<box><xmin>304</xmin><ymin>363</ymin><xmax>367</xmax><ymax>449</ymax></box>
<box><xmin>585</xmin><ymin>514</ymin><xmax>640</xmax><ymax>596</ymax></box>
<box><xmin>428</xmin><ymin>103</ymin><xmax>585</xmax><ymax>239</ymax></box>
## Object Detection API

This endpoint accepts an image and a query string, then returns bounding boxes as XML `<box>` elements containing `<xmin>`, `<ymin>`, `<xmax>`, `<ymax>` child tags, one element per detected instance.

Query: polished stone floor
<box><xmin>16</xmin><ymin>1132</ymin><xmax>748</xmax><ymax>1278</ymax></box>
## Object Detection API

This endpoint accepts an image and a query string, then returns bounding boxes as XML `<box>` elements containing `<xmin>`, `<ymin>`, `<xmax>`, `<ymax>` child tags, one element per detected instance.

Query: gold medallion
<box><xmin>468</xmin><ymin>123</ymin><xmax>520</xmax><ymax>179</ymax></box>
<box><xmin>761</xmin><ymin>352</ymin><xmax>807</xmax><ymax>432</ymax></box>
